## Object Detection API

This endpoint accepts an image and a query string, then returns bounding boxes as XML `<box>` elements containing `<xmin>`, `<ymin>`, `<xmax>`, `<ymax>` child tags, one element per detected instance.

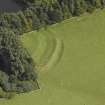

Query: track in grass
<box><xmin>21</xmin><ymin>30</ymin><xmax>64</xmax><ymax>71</ymax></box>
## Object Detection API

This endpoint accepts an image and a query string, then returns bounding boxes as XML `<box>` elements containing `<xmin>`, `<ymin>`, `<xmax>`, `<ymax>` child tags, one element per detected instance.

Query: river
<box><xmin>0</xmin><ymin>0</ymin><xmax>22</xmax><ymax>12</ymax></box>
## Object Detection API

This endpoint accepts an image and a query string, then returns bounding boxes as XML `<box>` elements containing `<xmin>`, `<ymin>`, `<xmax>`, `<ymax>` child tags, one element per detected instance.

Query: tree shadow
<box><xmin>0</xmin><ymin>48</ymin><xmax>11</xmax><ymax>75</ymax></box>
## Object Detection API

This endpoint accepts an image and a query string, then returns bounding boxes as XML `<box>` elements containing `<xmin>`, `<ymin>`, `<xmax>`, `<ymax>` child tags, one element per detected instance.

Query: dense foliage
<box><xmin>0</xmin><ymin>0</ymin><xmax>104</xmax><ymax>35</ymax></box>
<box><xmin>0</xmin><ymin>28</ymin><xmax>39</xmax><ymax>98</ymax></box>
<box><xmin>0</xmin><ymin>0</ymin><xmax>105</xmax><ymax>98</ymax></box>
<box><xmin>4</xmin><ymin>0</ymin><xmax>105</xmax><ymax>34</ymax></box>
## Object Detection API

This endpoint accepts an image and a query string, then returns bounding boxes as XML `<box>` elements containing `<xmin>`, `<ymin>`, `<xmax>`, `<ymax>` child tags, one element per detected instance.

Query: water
<box><xmin>0</xmin><ymin>0</ymin><xmax>22</xmax><ymax>12</ymax></box>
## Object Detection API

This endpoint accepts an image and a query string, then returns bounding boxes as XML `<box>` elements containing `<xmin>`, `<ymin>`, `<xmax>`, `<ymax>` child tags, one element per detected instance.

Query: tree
<box><xmin>61</xmin><ymin>2</ymin><xmax>71</xmax><ymax>19</ymax></box>
<box><xmin>18</xmin><ymin>11</ymin><xmax>31</xmax><ymax>32</ymax></box>
<box><xmin>48</xmin><ymin>7</ymin><xmax>63</xmax><ymax>23</ymax></box>
<box><xmin>32</xmin><ymin>14</ymin><xmax>41</xmax><ymax>30</ymax></box>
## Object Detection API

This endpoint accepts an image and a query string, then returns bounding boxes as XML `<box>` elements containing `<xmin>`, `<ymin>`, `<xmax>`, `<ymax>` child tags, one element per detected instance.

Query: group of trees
<box><xmin>0</xmin><ymin>0</ymin><xmax>105</xmax><ymax>35</ymax></box>
<box><xmin>0</xmin><ymin>28</ymin><xmax>39</xmax><ymax>98</ymax></box>
<box><xmin>0</xmin><ymin>0</ymin><xmax>105</xmax><ymax>98</ymax></box>
<box><xmin>1</xmin><ymin>0</ymin><xmax>105</xmax><ymax>35</ymax></box>
<box><xmin>12</xmin><ymin>0</ymin><xmax>105</xmax><ymax>30</ymax></box>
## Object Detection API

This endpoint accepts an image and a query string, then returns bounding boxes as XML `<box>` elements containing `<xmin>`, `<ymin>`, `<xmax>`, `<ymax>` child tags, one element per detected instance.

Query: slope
<box><xmin>0</xmin><ymin>9</ymin><xmax>105</xmax><ymax>105</ymax></box>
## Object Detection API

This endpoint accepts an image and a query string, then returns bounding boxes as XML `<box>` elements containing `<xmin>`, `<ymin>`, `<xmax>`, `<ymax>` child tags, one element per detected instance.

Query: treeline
<box><xmin>0</xmin><ymin>0</ymin><xmax>105</xmax><ymax>98</ymax></box>
<box><xmin>1</xmin><ymin>0</ymin><xmax>105</xmax><ymax>35</ymax></box>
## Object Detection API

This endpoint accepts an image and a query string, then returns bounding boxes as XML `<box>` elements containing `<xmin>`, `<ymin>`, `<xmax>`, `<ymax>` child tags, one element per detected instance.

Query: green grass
<box><xmin>1</xmin><ymin>9</ymin><xmax>105</xmax><ymax>105</ymax></box>
<box><xmin>21</xmin><ymin>30</ymin><xmax>63</xmax><ymax>70</ymax></box>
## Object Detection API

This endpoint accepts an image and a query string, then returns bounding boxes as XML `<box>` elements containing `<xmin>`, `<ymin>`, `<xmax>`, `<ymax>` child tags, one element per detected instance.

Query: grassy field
<box><xmin>1</xmin><ymin>9</ymin><xmax>105</xmax><ymax>105</ymax></box>
<box><xmin>21</xmin><ymin>30</ymin><xmax>63</xmax><ymax>71</ymax></box>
